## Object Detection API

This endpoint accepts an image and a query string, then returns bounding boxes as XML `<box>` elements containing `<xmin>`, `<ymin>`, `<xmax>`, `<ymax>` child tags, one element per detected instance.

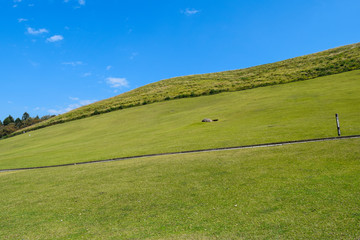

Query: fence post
<box><xmin>335</xmin><ymin>113</ymin><xmax>341</xmax><ymax>136</ymax></box>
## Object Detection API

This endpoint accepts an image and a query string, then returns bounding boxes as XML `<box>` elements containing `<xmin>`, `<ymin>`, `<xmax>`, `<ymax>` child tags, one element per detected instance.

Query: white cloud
<box><xmin>27</xmin><ymin>27</ymin><xmax>48</xmax><ymax>35</ymax></box>
<box><xmin>106</xmin><ymin>77</ymin><xmax>129</xmax><ymax>88</ymax></box>
<box><xmin>48</xmin><ymin>97</ymin><xmax>97</xmax><ymax>115</ymax></box>
<box><xmin>18</xmin><ymin>18</ymin><xmax>28</xmax><ymax>23</ymax></box>
<box><xmin>66</xmin><ymin>103</ymin><xmax>81</xmax><ymax>111</ymax></box>
<box><xmin>29</xmin><ymin>60</ymin><xmax>40</xmax><ymax>67</ymax></box>
<box><xmin>62</xmin><ymin>61</ymin><xmax>83</xmax><ymax>66</ymax></box>
<box><xmin>106</xmin><ymin>65</ymin><xmax>112</xmax><ymax>71</ymax></box>
<box><xmin>182</xmin><ymin>8</ymin><xmax>200</xmax><ymax>16</ymax></box>
<box><xmin>48</xmin><ymin>109</ymin><xmax>64</xmax><ymax>115</ymax></box>
<box><xmin>63</xmin><ymin>0</ymin><xmax>85</xmax><ymax>8</ymax></box>
<box><xmin>71</xmin><ymin>97</ymin><xmax>96</xmax><ymax>106</ymax></box>
<box><xmin>79</xmin><ymin>99</ymin><xmax>94</xmax><ymax>105</ymax></box>
<box><xmin>13</xmin><ymin>0</ymin><xmax>21</xmax><ymax>5</ymax></box>
<box><xmin>82</xmin><ymin>72</ymin><xmax>92</xmax><ymax>77</ymax></box>
<box><xmin>47</xmin><ymin>35</ymin><xmax>64</xmax><ymax>42</ymax></box>
<box><xmin>130</xmin><ymin>52</ymin><xmax>138</xmax><ymax>60</ymax></box>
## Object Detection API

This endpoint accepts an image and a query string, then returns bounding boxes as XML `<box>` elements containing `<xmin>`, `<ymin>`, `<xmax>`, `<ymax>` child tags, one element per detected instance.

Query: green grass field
<box><xmin>1</xmin><ymin>48</ymin><xmax>360</xmax><ymax>239</ymax></box>
<box><xmin>1</xmin><ymin>138</ymin><xmax>359</xmax><ymax>239</ymax></box>
<box><xmin>18</xmin><ymin>42</ymin><xmax>360</xmax><ymax>132</ymax></box>
<box><xmin>0</xmin><ymin>70</ymin><xmax>359</xmax><ymax>169</ymax></box>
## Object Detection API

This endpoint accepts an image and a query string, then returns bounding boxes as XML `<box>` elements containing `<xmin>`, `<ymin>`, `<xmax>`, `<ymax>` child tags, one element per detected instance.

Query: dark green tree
<box><xmin>22</xmin><ymin>112</ymin><xmax>30</xmax><ymax>121</ymax></box>
<box><xmin>0</xmin><ymin>120</ymin><xmax>2</xmax><ymax>126</ymax></box>
<box><xmin>3</xmin><ymin>115</ymin><xmax>14</xmax><ymax>126</ymax></box>
<box><xmin>15</xmin><ymin>118</ymin><xmax>22</xmax><ymax>127</ymax></box>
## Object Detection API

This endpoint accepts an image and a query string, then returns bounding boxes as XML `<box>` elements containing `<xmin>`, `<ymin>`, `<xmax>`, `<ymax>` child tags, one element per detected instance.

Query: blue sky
<box><xmin>1</xmin><ymin>0</ymin><xmax>360</xmax><ymax>120</ymax></box>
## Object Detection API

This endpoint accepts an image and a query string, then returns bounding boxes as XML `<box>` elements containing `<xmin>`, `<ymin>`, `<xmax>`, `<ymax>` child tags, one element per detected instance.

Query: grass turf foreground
<box><xmin>0</xmin><ymin>138</ymin><xmax>359</xmax><ymax>239</ymax></box>
<box><xmin>0</xmin><ymin>70</ymin><xmax>359</xmax><ymax>169</ymax></box>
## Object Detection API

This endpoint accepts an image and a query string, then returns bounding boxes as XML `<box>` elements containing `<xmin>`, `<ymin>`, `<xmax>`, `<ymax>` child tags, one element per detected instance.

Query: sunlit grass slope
<box><xmin>1</xmin><ymin>139</ymin><xmax>359</xmax><ymax>239</ymax></box>
<box><xmin>0</xmin><ymin>70</ymin><xmax>359</xmax><ymax>169</ymax></box>
<box><xmin>22</xmin><ymin>42</ymin><xmax>360</xmax><ymax>132</ymax></box>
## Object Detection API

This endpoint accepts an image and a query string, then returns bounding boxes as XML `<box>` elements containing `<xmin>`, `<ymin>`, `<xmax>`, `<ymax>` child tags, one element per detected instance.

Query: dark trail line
<box><xmin>1</xmin><ymin>135</ymin><xmax>359</xmax><ymax>173</ymax></box>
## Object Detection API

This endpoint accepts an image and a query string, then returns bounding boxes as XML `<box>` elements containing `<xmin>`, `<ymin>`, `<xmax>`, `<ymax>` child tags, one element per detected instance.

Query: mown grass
<box><xmin>19</xmin><ymin>42</ymin><xmax>360</xmax><ymax>133</ymax></box>
<box><xmin>0</xmin><ymin>138</ymin><xmax>359</xmax><ymax>239</ymax></box>
<box><xmin>0</xmin><ymin>70</ymin><xmax>359</xmax><ymax>169</ymax></box>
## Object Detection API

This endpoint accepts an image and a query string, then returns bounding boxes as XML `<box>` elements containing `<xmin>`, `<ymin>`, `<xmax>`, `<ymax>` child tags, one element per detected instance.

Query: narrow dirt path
<box><xmin>1</xmin><ymin>135</ymin><xmax>359</xmax><ymax>173</ymax></box>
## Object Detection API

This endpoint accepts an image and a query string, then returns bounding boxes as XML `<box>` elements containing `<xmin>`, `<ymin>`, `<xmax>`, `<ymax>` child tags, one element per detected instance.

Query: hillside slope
<box><xmin>19</xmin><ymin>42</ymin><xmax>360</xmax><ymax>133</ymax></box>
<box><xmin>1</xmin><ymin>70</ymin><xmax>359</xmax><ymax>169</ymax></box>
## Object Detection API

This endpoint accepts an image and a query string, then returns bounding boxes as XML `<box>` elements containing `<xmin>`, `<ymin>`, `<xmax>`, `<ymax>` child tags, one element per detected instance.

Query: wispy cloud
<box><xmin>27</xmin><ymin>27</ymin><xmax>48</xmax><ymax>35</ymax></box>
<box><xmin>79</xmin><ymin>99</ymin><xmax>94</xmax><ymax>105</ymax></box>
<box><xmin>62</xmin><ymin>61</ymin><xmax>83</xmax><ymax>66</ymax></box>
<box><xmin>47</xmin><ymin>35</ymin><xmax>64</xmax><ymax>42</ymax></box>
<box><xmin>106</xmin><ymin>77</ymin><xmax>129</xmax><ymax>88</ymax></box>
<box><xmin>18</xmin><ymin>18</ymin><xmax>28</xmax><ymax>23</ymax></box>
<box><xmin>29</xmin><ymin>60</ymin><xmax>40</xmax><ymax>67</ymax></box>
<box><xmin>130</xmin><ymin>52</ymin><xmax>138</xmax><ymax>60</ymax></box>
<box><xmin>48</xmin><ymin>109</ymin><xmax>63</xmax><ymax>115</ymax></box>
<box><xmin>106</xmin><ymin>65</ymin><xmax>112</xmax><ymax>71</ymax></box>
<box><xmin>182</xmin><ymin>8</ymin><xmax>200</xmax><ymax>16</ymax></box>
<box><xmin>48</xmin><ymin>97</ymin><xmax>97</xmax><ymax>115</ymax></box>
<box><xmin>13</xmin><ymin>0</ymin><xmax>21</xmax><ymax>7</ymax></box>
<box><xmin>64</xmin><ymin>0</ymin><xmax>86</xmax><ymax>7</ymax></box>
<box><xmin>82</xmin><ymin>72</ymin><xmax>92</xmax><ymax>77</ymax></box>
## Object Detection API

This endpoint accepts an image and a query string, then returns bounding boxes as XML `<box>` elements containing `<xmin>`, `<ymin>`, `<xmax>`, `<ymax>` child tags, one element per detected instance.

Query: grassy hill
<box><xmin>0</xmin><ymin>70</ymin><xmax>359</xmax><ymax>169</ymax></box>
<box><xmin>1</xmin><ymin>138</ymin><xmax>359</xmax><ymax>239</ymax></box>
<box><xmin>1</xmin><ymin>44</ymin><xmax>360</xmax><ymax>239</ymax></box>
<box><xmin>18</xmin><ymin>42</ymin><xmax>360</xmax><ymax>133</ymax></box>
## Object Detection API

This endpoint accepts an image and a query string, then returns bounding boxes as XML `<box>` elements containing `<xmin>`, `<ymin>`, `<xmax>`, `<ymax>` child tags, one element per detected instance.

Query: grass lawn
<box><xmin>0</xmin><ymin>70</ymin><xmax>359</xmax><ymax>169</ymax></box>
<box><xmin>0</xmin><ymin>138</ymin><xmax>359</xmax><ymax>239</ymax></box>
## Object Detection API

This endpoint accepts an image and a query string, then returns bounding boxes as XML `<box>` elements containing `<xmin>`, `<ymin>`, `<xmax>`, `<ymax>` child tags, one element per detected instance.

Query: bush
<box><xmin>92</xmin><ymin>110</ymin><xmax>100</xmax><ymax>116</ymax></box>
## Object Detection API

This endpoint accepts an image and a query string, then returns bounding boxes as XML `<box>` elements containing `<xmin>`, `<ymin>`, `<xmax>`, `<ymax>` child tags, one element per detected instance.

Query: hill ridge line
<box><xmin>1</xmin><ymin>135</ymin><xmax>359</xmax><ymax>173</ymax></box>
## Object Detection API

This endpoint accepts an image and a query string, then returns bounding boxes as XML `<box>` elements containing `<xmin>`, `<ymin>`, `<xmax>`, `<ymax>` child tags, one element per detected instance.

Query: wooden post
<box><xmin>335</xmin><ymin>113</ymin><xmax>341</xmax><ymax>136</ymax></box>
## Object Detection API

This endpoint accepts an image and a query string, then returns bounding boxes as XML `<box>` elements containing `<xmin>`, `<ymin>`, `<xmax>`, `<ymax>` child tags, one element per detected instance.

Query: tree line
<box><xmin>0</xmin><ymin>112</ymin><xmax>55</xmax><ymax>138</ymax></box>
